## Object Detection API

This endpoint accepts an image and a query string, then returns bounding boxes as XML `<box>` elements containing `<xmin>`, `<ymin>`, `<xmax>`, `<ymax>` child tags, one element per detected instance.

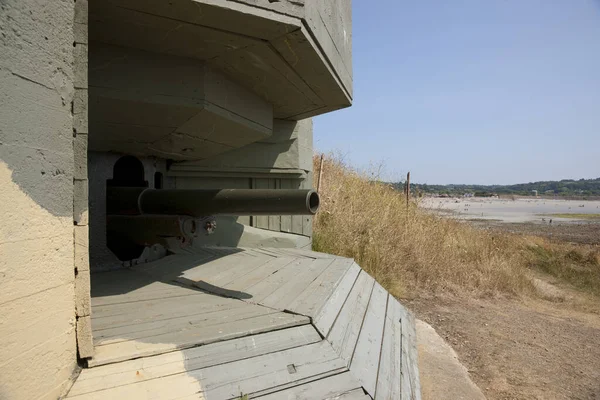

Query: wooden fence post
<box><xmin>406</xmin><ymin>171</ymin><xmax>410</xmax><ymax>208</ymax></box>
<box><xmin>316</xmin><ymin>154</ymin><xmax>325</xmax><ymax>192</ymax></box>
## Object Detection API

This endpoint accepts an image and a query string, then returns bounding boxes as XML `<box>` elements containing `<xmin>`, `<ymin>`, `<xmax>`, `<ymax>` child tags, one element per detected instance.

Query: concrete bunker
<box><xmin>79</xmin><ymin>0</ymin><xmax>356</xmax><ymax>376</ymax></box>
<box><xmin>1</xmin><ymin>0</ymin><xmax>428</xmax><ymax>398</ymax></box>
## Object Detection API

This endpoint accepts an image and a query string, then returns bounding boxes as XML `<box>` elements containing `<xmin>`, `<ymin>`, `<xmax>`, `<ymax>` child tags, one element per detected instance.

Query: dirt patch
<box><xmin>468</xmin><ymin>220</ymin><xmax>600</xmax><ymax>245</ymax></box>
<box><xmin>408</xmin><ymin>293</ymin><xmax>600</xmax><ymax>400</ymax></box>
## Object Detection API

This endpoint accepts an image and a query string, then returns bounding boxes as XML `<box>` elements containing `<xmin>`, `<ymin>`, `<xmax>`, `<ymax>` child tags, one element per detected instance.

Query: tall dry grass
<box><xmin>525</xmin><ymin>236</ymin><xmax>600</xmax><ymax>296</ymax></box>
<box><xmin>313</xmin><ymin>154</ymin><xmax>600</xmax><ymax>299</ymax></box>
<box><xmin>312</xmin><ymin>155</ymin><xmax>538</xmax><ymax>299</ymax></box>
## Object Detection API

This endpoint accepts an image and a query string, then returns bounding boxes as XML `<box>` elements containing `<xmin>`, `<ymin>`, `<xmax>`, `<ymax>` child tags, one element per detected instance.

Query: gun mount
<box><xmin>106</xmin><ymin>188</ymin><xmax>319</xmax><ymax>260</ymax></box>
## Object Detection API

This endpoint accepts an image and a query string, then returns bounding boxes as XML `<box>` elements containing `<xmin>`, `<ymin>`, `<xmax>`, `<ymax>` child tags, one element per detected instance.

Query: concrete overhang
<box><xmin>88</xmin><ymin>0</ymin><xmax>352</xmax><ymax>160</ymax></box>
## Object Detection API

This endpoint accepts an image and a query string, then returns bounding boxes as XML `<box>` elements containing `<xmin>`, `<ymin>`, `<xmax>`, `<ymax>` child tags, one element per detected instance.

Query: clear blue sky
<box><xmin>313</xmin><ymin>0</ymin><xmax>600</xmax><ymax>185</ymax></box>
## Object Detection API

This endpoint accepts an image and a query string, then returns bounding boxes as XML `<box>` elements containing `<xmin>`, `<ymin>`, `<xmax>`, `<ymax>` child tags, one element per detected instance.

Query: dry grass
<box><xmin>524</xmin><ymin>237</ymin><xmax>600</xmax><ymax>296</ymax></box>
<box><xmin>312</xmin><ymin>154</ymin><xmax>600</xmax><ymax>299</ymax></box>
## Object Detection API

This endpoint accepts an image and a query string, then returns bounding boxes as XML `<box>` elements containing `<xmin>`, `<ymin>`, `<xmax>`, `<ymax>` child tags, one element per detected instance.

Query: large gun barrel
<box><xmin>107</xmin><ymin>187</ymin><xmax>320</xmax><ymax>216</ymax></box>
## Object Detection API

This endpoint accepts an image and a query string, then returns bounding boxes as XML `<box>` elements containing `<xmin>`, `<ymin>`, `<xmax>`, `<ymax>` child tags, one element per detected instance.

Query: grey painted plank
<box><xmin>407</xmin><ymin>315</ymin><xmax>422</xmax><ymax>400</ymax></box>
<box><xmin>92</xmin><ymin>284</ymin><xmax>200</xmax><ymax>307</ymax></box>
<box><xmin>287</xmin><ymin>258</ymin><xmax>354</xmax><ymax>318</ymax></box>
<box><xmin>249</xmin><ymin>370</ymin><xmax>349</xmax><ymax>399</ymax></box>
<box><xmin>246</xmin><ymin>247</ymin><xmax>283</xmax><ymax>258</ymax></box>
<box><xmin>195</xmin><ymin>247</ymin><xmax>246</xmax><ymax>258</ymax></box>
<box><xmin>397</xmin><ymin>299</ymin><xmax>421</xmax><ymax>400</ymax></box>
<box><xmin>132</xmin><ymin>252</ymin><xmax>216</xmax><ymax>277</ymax></box>
<box><xmin>91</xmin><ymin>289</ymin><xmax>197</xmax><ymax>308</ymax></box>
<box><xmin>260</xmin><ymin>258</ymin><xmax>335</xmax><ymax>310</ymax></box>
<box><xmin>289</xmin><ymin>179</ymin><xmax>303</xmax><ymax>234</ymax></box>
<box><xmin>93</xmin><ymin>302</ymin><xmax>266</xmax><ymax>344</ymax></box>
<box><xmin>350</xmin><ymin>282</ymin><xmax>388</xmax><ymax>397</ymax></box>
<box><xmin>222</xmin><ymin>256</ymin><xmax>296</xmax><ymax>291</ymax></box>
<box><xmin>70</xmin><ymin>325</ymin><xmax>320</xmax><ymax>396</ymax></box>
<box><xmin>307</xmin><ymin>249</ymin><xmax>341</xmax><ymax>259</ymax></box>
<box><xmin>80</xmin><ymin>341</ymin><xmax>345</xmax><ymax>400</ymax></box>
<box><xmin>280</xmin><ymin>179</ymin><xmax>293</xmax><ymax>233</ymax></box>
<box><xmin>67</xmin><ymin>372</ymin><xmax>203</xmax><ymax>399</ymax></box>
<box><xmin>302</xmin><ymin>215</ymin><xmax>312</xmax><ymax>237</ymax></box>
<box><xmin>268</xmin><ymin>214</ymin><xmax>281</xmax><ymax>232</ymax></box>
<box><xmin>91</xmin><ymin>270</ymin><xmax>176</xmax><ymax>293</ymax></box>
<box><xmin>243</xmin><ymin>258</ymin><xmax>315</xmax><ymax>303</ymax></box>
<box><xmin>91</xmin><ymin>289</ymin><xmax>205</xmax><ymax>318</ymax></box>
<box><xmin>90</xmin><ymin>269</ymin><xmax>145</xmax><ymax>291</ymax></box>
<box><xmin>254</xmin><ymin>178</ymin><xmax>269</xmax><ymax>229</ymax></box>
<box><xmin>281</xmin><ymin>248</ymin><xmax>338</xmax><ymax>258</ymax></box>
<box><xmin>269</xmin><ymin>247</ymin><xmax>316</xmax><ymax>259</ymax></box>
<box><xmin>175</xmin><ymin>252</ymin><xmax>267</xmax><ymax>283</ymax></box>
<box><xmin>91</xmin><ymin>293</ymin><xmax>234</xmax><ymax>330</ymax></box>
<box><xmin>200</xmin><ymin>255</ymin><xmax>281</xmax><ymax>289</ymax></box>
<box><xmin>343</xmin><ymin>394</ymin><xmax>374</xmax><ymax>400</ymax></box>
<box><xmin>375</xmin><ymin>294</ymin><xmax>403</xmax><ymax>400</ymax></box>
<box><xmin>255</xmin><ymin>372</ymin><xmax>363</xmax><ymax>400</ymax></box>
<box><xmin>268</xmin><ymin>179</ymin><xmax>281</xmax><ymax>232</ymax></box>
<box><xmin>313</xmin><ymin>263</ymin><xmax>361</xmax><ymax>337</ymax></box>
<box><xmin>196</xmin><ymin>340</ymin><xmax>346</xmax><ymax>400</ymax></box>
<box><xmin>179</xmin><ymin>254</ymin><xmax>273</xmax><ymax>287</ymax></box>
<box><xmin>327</xmin><ymin>271</ymin><xmax>375</xmax><ymax>365</ymax></box>
<box><xmin>257</xmin><ymin>247</ymin><xmax>300</xmax><ymax>257</ymax></box>
<box><xmin>291</xmin><ymin>213</ymin><xmax>304</xmax><ymax>234</ymax></box>
<box><xmin>89</xmin><ymin>310</ymin><xmax>309</xmax><ymax>367</ymax></box>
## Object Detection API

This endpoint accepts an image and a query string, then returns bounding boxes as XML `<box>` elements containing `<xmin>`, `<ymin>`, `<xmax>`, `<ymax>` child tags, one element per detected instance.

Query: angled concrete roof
<box><xmin>88</xmin><ymin>0</ymin><xmax>353</xmax><ymax>160</ymax></box>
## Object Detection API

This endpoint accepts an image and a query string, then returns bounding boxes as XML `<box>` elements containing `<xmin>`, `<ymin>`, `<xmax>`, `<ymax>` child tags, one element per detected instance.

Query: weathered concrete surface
<box><xmin>72</xmin><ymin>0</ymin><xmax>93</xmax><ymax>359</ymax></box>
<box><xmin>305</xmin><ymin>0</ymin><xmax>353</xmax><ymax>98</ymax></box>
<box><xmin>89</xmin><ymin>44</ymin><xmax>272</xmax><ymax>160</ymax></box>
<box><xmin>223</xmin><ymin>0</ymin><xmax>352</xmax><ymax>100</ymax></box>
<box><xmin>417</xmin><ymin>319</ymin><xmax>486</xmax><ymax>400</ymax></box>
<box><xmin>0</xmin><ymin>1</ymin><xmax>78</xmax><ymax>397</ymax></box>
<box><xmin>76</xmin><ymin>315</ymin><xmax>94</xmax><ymax>359</ymax></box>
<box><xmin>89</xmin><ymin>0</ymin><xmax>352</xmax><ymax>124</ymax></box>
<box><xmin>174</xmin><ymin>119</ymin><xmax>313</xmax><ymax>172</ymax></box>
<box><xmin>0</xmin><ymin>160</ymin><xmax>77</xmax><ymax>399</ymax></box>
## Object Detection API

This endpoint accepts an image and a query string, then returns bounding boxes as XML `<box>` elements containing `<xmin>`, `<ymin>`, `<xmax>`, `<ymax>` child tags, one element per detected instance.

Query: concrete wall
<box><xmin>73</xmin><ymin>0</ymin><xmax>93</xmax><ymax>360</ymax></box>
<box><xmin>176</xmin><ymin>119</ymin><xmax>312</xmax><ymax>171</ymax></box>
<box><xmin>0</xmin><ymin>0</ymin><xmax>79</xmax><ymax>398</ymax></box>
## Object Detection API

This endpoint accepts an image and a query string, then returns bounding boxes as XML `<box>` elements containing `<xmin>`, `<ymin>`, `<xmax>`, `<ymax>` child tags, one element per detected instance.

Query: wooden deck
<box><xmin>68</xmin><ymin>247</ymin><xmax>420</xmax><ymax>399</ymax></box>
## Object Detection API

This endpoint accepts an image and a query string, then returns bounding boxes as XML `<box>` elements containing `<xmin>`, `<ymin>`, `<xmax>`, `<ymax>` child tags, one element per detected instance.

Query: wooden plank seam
<box><xmin>371</xmin><ymin>292</ymin><xmax>391</xmax><ymax>400</ymax></box>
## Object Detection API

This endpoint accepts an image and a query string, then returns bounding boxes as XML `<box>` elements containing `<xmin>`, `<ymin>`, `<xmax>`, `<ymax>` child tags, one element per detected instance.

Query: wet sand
<box><xmin>421</xmin><ymin>197</ymin><xmax>600</xmax><ymax>224</ymax></box>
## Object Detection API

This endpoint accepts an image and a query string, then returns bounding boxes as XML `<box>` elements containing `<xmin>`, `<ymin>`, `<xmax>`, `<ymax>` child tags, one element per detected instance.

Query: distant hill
<box><xmin>393</xmin><ymin>177</ymin><xmax>600</xmax><ymax>197</ymax></box>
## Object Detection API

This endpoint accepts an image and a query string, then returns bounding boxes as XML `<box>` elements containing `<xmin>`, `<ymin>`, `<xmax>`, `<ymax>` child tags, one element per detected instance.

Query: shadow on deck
<box><xmin>67</xmin><ymin>247</ymin><xmax>420</xmax><ymax>399</ymax></box>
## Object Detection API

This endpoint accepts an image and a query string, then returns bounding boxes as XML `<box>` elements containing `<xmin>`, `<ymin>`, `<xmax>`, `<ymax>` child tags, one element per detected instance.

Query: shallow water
<box><xmin>420</xmin><ymin>198</ymin><xmax>600</xmax><ymax>223</ymax></box>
